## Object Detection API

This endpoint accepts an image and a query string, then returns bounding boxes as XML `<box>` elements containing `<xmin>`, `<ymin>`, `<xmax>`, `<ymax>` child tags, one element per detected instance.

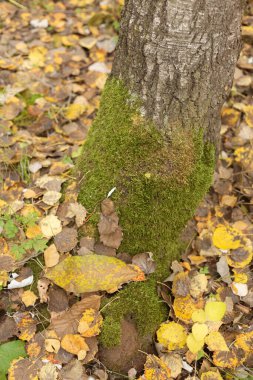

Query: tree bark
<box><xmin>77</xmin><ymin>0</ymin><xmax>244</xmax><ymax>371</ymax></box>
<box><xmin>113</xmin><ymin>0</ymin><xmax>243</xmax><ymax>150</ymax></box>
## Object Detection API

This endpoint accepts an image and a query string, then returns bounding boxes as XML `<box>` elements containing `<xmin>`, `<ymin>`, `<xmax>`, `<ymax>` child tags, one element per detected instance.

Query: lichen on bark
<box><xmin>76</xmin><ymin>78</ymin><xmax>215</xmax><ymax>346</ymax></box>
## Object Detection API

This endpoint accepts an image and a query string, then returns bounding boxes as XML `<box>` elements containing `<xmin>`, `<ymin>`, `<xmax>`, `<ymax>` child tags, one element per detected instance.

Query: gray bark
<box><xmin>112</xmin><ymin>0</ymin><xmax>244</xmax><ymax>149</ymax></box>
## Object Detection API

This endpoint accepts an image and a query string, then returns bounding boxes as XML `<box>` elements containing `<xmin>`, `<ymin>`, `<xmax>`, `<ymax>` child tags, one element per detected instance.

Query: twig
<box><xmin>7</xmin><ymin>0</ymin><xmax>26</xmax><ymax>10</ymax></box>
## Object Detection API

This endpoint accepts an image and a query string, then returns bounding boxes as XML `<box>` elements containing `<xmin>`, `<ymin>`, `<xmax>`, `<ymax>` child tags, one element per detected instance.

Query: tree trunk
<box><xmin>77</xmin><ymin>0</ymin><xmax>243</xmax><ymax>371</ymax></box>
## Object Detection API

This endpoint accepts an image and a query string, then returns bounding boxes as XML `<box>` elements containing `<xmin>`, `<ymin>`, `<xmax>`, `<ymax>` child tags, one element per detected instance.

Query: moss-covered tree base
<box><xmin>76</xmin><ymin>78</ymin><xmax>214</xmax><ymax>351</ymax></box>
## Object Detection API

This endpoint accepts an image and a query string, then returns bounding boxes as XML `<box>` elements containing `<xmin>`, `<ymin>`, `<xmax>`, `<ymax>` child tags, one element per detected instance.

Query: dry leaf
<box><xmin>160</xmin><ymin>353</ymin><xmax>182</xmax><ymax>378</ymax></box>
<box><xmin>45</xmin><ymin>338</ymin><xmax>61</xmax><ymax>353</ymax></box>
<box><xmin>201</xmin><ymin>371</ymin><xmax>223</xmax><ymax>380</ymax></box>
<box><xmin>132</xmin><ymin>252</ymin><xmax>156</xmax><ymax>275</ymax></box>
<box><xmin>39</xmin><ymin>362</ymin><xmax>58</xmax><ymax>380</ymax></box>
<box><xmin>173</xmin><ymin>295</ymin><xmax>203</xmax><ymax>323</ymax></box>
<box><xmin>13</xmin><ymin>312</ymin><xmax>37</xmax><ymax>341</ymax></box>
<box><xmin>78</xmin><ymin>308</ymin><xmax>103</xmax><ymax>337</ymax></box>
<box><xmin>21</xmin><ymin>290</ymin><xmax>37</xmax><ymax>307</ymax></box>
<box><xmin>45</xmin><ymin>255</ymin><xmax>141</xmax><ymax>294</ymax></box>
<box><xmin>205</xmin><ymin>301</ymin><xmax>226</xmax><ymax>322</ymax></box>
<box><xmin>44</xmin><ymin>244</ymin><xmax>60</xmax><ymax>268</ymax></box>
<box><xmin>54</xmin><ymin>227</ymin><xmax>78</xmax><ymax>253</ymax></box>
<box><xmin>66</xmin><ymin>202</ymin><xmax>87</xmax><ymax>227</ymax></box>
<box><xmin>212</xmin><ymin>225</ymin><xmax>244</xmax><ymax>250</ymax></box>
<box><xmin>61</xmin><ymin>334</ymin><xmax>89</xmax><ymax>355</ymax></box>
<box><xmin>39</xmin><ymin>215</ymin><xmax>62</xmax><ymax>238</ymax></box>
<box><xmin>142</xmin><ymin>354</ymin><xmax>171</xmax><ymax>379</ymax></box>
<box><xmin>42</xmin><ymin>191</ymin><xmax>62</xmax><ymax>206</ymax></box>
<box><xmin>189</xmin><ymin>273</ymin><xmax>208</xmax><ymax>298</ymax></box>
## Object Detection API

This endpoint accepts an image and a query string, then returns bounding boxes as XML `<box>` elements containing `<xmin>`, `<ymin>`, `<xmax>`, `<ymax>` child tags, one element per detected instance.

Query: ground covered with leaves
<box><xmin>0</xmin><ymin>0</ymin><xmax>253</xmax><ymax>379</ymax></box>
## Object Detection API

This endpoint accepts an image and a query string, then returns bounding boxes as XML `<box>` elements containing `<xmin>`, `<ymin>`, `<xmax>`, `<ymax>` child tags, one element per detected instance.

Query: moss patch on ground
<box><xmin>77</xmin><ymin>78</ymin><xmax>215</xmax><ymax>347</ymax></box>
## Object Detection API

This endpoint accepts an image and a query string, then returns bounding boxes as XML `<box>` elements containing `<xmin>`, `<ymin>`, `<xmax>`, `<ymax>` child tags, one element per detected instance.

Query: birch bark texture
<box><xmin>112</xmin><ymin>0</ymin><xmax>243</xmax><ymax>149</ymax></box>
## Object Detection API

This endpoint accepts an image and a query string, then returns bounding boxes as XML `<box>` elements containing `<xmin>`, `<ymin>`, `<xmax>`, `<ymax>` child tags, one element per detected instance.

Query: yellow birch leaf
<box><xmin>21</xmin><ymin>290</ymin><xmax>37</xmax><ymax>307</ymax></box>
<box><xmin>226</xmin><ymin>244</ymin><xmax>253</xmax><ymax>269</ymax></box>
<box><xmin>78</xmin><ymin>308</ymin><xmax>103</xmax><ymax>337</ymax></box>
<box><xmin>221</xmin><ymin>107</ymin><xmax>241</xmax><ymax>127</ymax></box>
<box><xmin>25</xmin><ymin>225</ymin><xmax>42</xmax><ymax>239</ymax></box>
<box><xmin>201</xmin><ymin>371</ymin><xmax>223</xmax><ymax>380</ymax></box>
<box><xmin>205</xmin><ymin>332</ymin><xmax>229</xmax><ymax>351</ymax></box>
<box><xmin>61</xmin><ymin>334</ymin><xmax>89</xmax><ymax>355</ymax></box>
<box><xmin>235</xmin><ymin>331</ymin><xmax>253</xmax><ymax>353</ymax></box>
<box><xmin>233</xmin><ymin>271</ymin><xmax>248</xmax><ymax>284</ymax></box>
<box><xmin>186</xmin><ymin>333</ymin><xmax>204</xmax><ymax>354</ymax></box>
<box><xmin>173</xmin><ymin>294</ymin><xmax>203</xmax><ymax>323</ymax></box>
<box><xmin>192</xmin><ymin>309</ymin><xmax>206</xmax><ymax>323</ymax></box>
<box><xmin>29</xmin><ymin>46</ymin><xmax>47</xmax><ymax>67</ymax></box>
<box><xmin>64</xmin><ymin>104</ymin><xmax>86</xmax><ymax>120</ymax></box>
<box><xmin>213</xmin><ymin>350</ymin><xmax>239</xmax><ymax>368</ymax></box>
<box><xmin>156</xmin><ymin>322</ymin><xmax>187</xmax><ymax>351</ymax></box>
<box><xmin>205</xmin><ymin>301</ymin><xmax>226</xmax><ymax>322</ymax></box>
<box><xmin>192</xmin><ymin>323</ymin><xmax>209</xmax><ymax>341</ymax></box>
<box><xmin>212</xmin><ymin>225</ymin><xmax>243</xmax><ymax>250</ymax></box>
<box><xmin>45</xmin><ymin>255</ymin><xmax>142</xmax><ymax>294</ymax></box>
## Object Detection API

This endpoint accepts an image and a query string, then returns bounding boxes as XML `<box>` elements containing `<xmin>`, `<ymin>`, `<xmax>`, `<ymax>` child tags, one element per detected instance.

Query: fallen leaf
<box><xmin>226</xmin><ymin>245</ymin><xmax>253</xmax><ymax>268</ymax></box>
<box><xmin>45</xmin><ymin>255</ymin><xmax>141</xmax><ymax>294</ymax></box>
<box><xmin>54</xmin><ymin>227</ymin><xmax>78</xmax><ymax>253</ymax></box>
<box><xmin>61</xmin><ymin>334</ymin><xmax>89</xmax><ymax>356</ymax></box>
<box><xmin>205</xmin><ymin>332</ymin><xmax>229</xmax><ymax>351</ymax></box>
<box><xmin>78</xmin><ymin>308</ymin><xmax>103</xmax><ymax>337</ymax></box>
<box><xmin>216</xmin><ymin>255</ymin><xmax>232</xmax><ymax>284</ymax></box>
<box><xmin>64</xmin><ymin>104</ymin><xmax>86</xmax><ymax>120</ymax></box>
<box><xmin>189</xmin><ymin>273</ymin><xmax>208</xmax><ymax>298</ymax></box>
<box><xmin>39</xmin><ymin>362</ymin><xmax>58</xmax><ymax>380</ymax></box>
<box><xmin>213</xmin><ymin>350</ymin><xmax>239</xmax><ymax>368</ymax></box>
<box><xmin>0</xmin><ymin>340</ymin><xmax>26</xmax><ymax>375</ymax></box>
<box><xmin>212</xmin><ymin>225</ymin><xmax>244</xmax><ymax>250</ymax></box>
<box><xmin>173</xmin><ymin>295</ymin><xmax>203</xmax><ymax>323</ymax></box>
<box><xmin>39</xmin><ymin>215</ymin><xmax>62</xmax><ymax>238</ymax></box>
<box><xmin>66</xmin><ymin>202</ymin><xmax>87</xmax><ymax>227</ymax></box>
<box><xmin>157</xmin><ymin>321</ymin><xmax>187</xmax><ymax>351</ymax></box>
<box><xmin>191</xmin><ymin>309</ymin><xmax>206</xmax><ymax>323</ymax></box>
<box><xmin>132</xmin><ymin>252</ymin><xmax>156</xmax><ymax>275</ymax></box>
<box><xmin>50</xmin><ymin>295</ymin><xmax>101</xmax><ymax>338</ymax></box>
<box><xmin>59</xmin><ymin>359</ymin><xmax>85</xmax><ymax>380</ymax></box>
<box><xmin>37</xmin><ymin>278</ymin><xmax>50</xmax><ymax>303</ymax></box>
<box><xmin>200</xmin><ymin>371</ymin><xmax>223</xmax><ymax>380</ymax></box>
<box><xmin>45</xmin><ymin>338</ymin><xmax>61</xmax><ymax>353</ymax></box>
<box><xmin>42</xmin><ymin>191</ymin><xmax>62</xmax><ymax>206</ymax></box>
<box><xmin>13</xmin><ymin>312</ymin><xmax>37</xmax><ymax>341</ymax></box>
<box><xmin>8</xmin><ymin>357</ymin><xmax>42</xmax><ymax>380</ymax></box>
<box><xmin>25</xmin><ymin>225</ymin><xmax>42</xmax><ymax>239</ymax></box>
<box><xmin>160</xmin><ymin>353</ymin><xmax>182</xmax><ymax>378</ymax></box>
<box><xmin>44</xmin><ymin>244</ymin><xmax>60</xmax><ymax>268</ymax></box>
<box><xmin>231</xmin><ymin>282</ymin><xmax>248</xmax><ymax>297</ymax></box>
<box><xmin>186</xmin><ymin>333</ymin><xmax>204</xmax><ymax>354</ymax></box>
<box><xmin>172</xmin><ymin>271</ymin><xmax>190</xmax><ymax>297</ymax></box>
<box><xmin>205</xmin><ymin>301</ymin><xmax>226</xmax><ymax>322</ymax></box>
<box><xmin>21</xmin><ymin>290</ymin><xmax>37</xmax><ymax>307</ymax></box>
<box><xmin>192</xmin><ymin>323</ymin><xmax>209</xmax><ymax>341</ymax></box>
<box><xmin>142</xmin><ymin>354</ymin><xmax>171</xmax><ymax>379</ymax></box>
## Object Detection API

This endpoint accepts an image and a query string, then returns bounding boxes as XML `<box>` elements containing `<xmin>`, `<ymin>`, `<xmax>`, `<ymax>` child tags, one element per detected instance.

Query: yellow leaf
<box><xmin>45</xmin><ymin>338</ymin><xmax>61</xmax><ymax>353</ymax></box>
<box><xmin>212</xmin><ymin>225</ymin><xmax>243</xmax><ymax>250</ymax></box>
<box><xmin>221</xmin><ymin>107</ymin><xmax>241</xmax><ymax>127</ymax></box>
<box><xmin>201</xmin><ymin>371</ymin><xmax>223</xmax><ymax>380</ymax></box>
<box><xmin>192</xmin><ymin>309</ymin><xmax>206</xmax><ymax>323</ymax></box>
<box><xmin>205</xmin><ymin>332</ymin><xmax>229</xmax><ymax>351</ymax></box>
<box><xmin>233</xmin><ymin>271</ymin><xmax>248</xmax><ymax>283</ymax></box>
<box><xmin>29</xmin><ymin>46</ymin><xmax>47</xmax><ymax>67</ymax></box>
<box><xmin>205</xmin><ymin>301</ymin><xmax>226</xmax><ymax>322</ymax></box>
<box><xmin>64</xmin><ymin>103</ymin><xmax>86</xmax><ymax>120</ymax></box>
<box><xmin>186</xmin><ymin>333</ymin><xmax>204</xmax><ymax>354</ymax></box>
<box><xmin>192</xmin><ymin>323</ymin><xmax>209</xmax><ymax>341</ymax></box>
<box><xmin>45</xmin><ymin>255</ymin><xmax>141</xmax><ymax>294</ymax></box>
<box><xmin>25</xmin><ymin>225</ymin><xmax>42</xmax><ymax>239</ymax></box>
<box><xmin>173</xmin><ymin>294</ymin><xmax>203</xmax><ymax>323</ymax></box>
<box><xmin>213</xmin><ymin>350</ymin><xmax>239</xmax><ymax>368</ymax></box>
<box><xmin>142</xmin><ymin>355</ymin><xmax>171</xmax><ymax>380</ymax></box>
<box><xmin>235</xmin><ymin>331</ymin><xmax>253</xmax><ymax>353</ymax></box>
<box><xmin>78</xmin><ymin>308</ymin><xmax>103</xmax><ymax>337</ymax></box>
<box><xmin>21</xmin><ymin>290</ymin><xmax>37</xmax><ymax>307</ymax></box>
<box><xmin>156</xmin><ymin>322</ymin><xmax>187</xmax><ymax>351</ymax></box>
<box><xmin>61</xmin><ymin>334</ymin><xmax>89</xmax><ymax>355</ymax></box>
<box><xmin>226</xmin><ymin>244</ymin><xmax>253</xmax><ymax>269</ymax></box>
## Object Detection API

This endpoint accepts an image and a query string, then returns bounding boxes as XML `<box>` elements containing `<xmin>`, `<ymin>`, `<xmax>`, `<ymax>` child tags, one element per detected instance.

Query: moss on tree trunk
<box><xmin>77</xmin><ymin>78</ymin><xmax>215</xmax><ymax>347</ymax></box>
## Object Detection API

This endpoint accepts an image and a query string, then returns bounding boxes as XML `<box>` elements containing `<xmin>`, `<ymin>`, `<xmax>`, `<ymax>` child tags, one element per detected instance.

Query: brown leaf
<box><xmin>54</xmin><ymin>227</ymin><xmax>78</xmax><ymax>253</ymax></box>
<box><xmin>60</xmin><ymin>359</ymin><xmax>86</xmax><ymax>380</ymax></box>
<box><xmin>0</xmin><ymin>315</ymin><xmax>17</xmax><ymax>343</ymax></box>
<box><xmin>37</xmin><ymin>278</ymin><xmax>50</xmax><ymax>303</ymax></box>
<box><xmin>13</xmin><ymin>312</ymin><xmax>37</xmax><ymax>341</ymax></box>
<box><xmin>132</xmin><ymin>252</ymin><xmax>156</xmax><ymax>275</ymax></box>
<box><xmin>48</xmin><ymin>285</ymin><xmax>69</xmax><ymax>313</ymax></box>
<box><xmin>8</xmin><ymin>357</ymin><xmax>42</xmax><ymax>380</ymax></box>
<box><xmin>50</xmin><ymin>295</ymin><xmax>101</xmax><ymax>339</ymax></box>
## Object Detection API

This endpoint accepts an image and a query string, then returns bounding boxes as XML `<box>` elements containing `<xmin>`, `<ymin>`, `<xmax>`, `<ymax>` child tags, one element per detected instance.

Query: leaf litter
<box><xmin>0</xmin><ymin>0</ymin><xmax>253</xmax><ymax>379</ymax></box>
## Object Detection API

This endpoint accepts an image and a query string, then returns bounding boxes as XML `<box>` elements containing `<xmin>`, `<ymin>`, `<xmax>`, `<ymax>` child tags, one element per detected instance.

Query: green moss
<box><xmin>76</xmin><ymin>78</ymin><xmax>215</xmax><ymax>347</ymax></box>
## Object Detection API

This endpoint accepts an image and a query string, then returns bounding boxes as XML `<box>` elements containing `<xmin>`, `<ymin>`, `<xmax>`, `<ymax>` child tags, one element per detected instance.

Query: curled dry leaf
<box><xmin>45</xmin><ymin>255</ymin><xmax>142</xmax><ymax>294</ymax></box>
<box><xmin>66</xmin><ymin>202</ymin><xmax>87</xmax><ymax>227</ymax></box>
<box><xmin>132</xmin><ymin>252</ymin><xmax>156</xmax><ymax>275</ymax></box>
<box><xmin>37</xmin><ymin>278</ymin><xmax>50</xmax><ymax>303</ymax></box>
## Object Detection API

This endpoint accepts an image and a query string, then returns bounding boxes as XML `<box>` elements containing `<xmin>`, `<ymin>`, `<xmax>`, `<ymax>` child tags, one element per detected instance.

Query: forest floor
<box><xmin>0</xmin><ymin>0</ymin><xmax>253</xmax><ymax>379</ymax></box>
